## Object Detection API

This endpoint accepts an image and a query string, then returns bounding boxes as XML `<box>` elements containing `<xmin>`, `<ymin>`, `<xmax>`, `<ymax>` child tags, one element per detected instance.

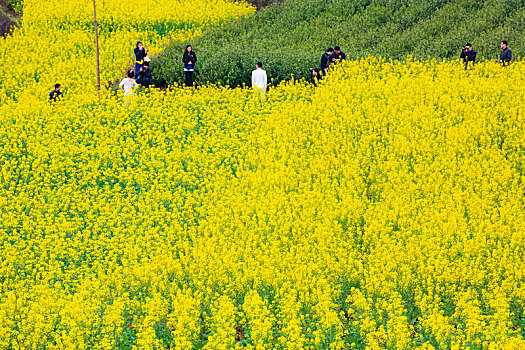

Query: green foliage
<box><xmin>5</xmin><ymin>0</ymin><xmax>22</xmax><ymax>13</ymax></box>
<box><xmin>153</xmin><ymin>0</ymin><xmax>525</xmax><ymax>87</ymax></box>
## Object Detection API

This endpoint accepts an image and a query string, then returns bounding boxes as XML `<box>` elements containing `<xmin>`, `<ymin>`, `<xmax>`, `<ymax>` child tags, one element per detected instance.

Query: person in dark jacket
<box><xmin>499</xmin><ymin>41</ymin><xmax>512</xmax><ymax>65</ymax></box>
<box><xmin>321</xmin><ymin>48</ymin><xmax>334</xmax><ymax>76</ymax></box>
<box><xmin>136</xmin><ymin>61</ymin><xmax>152</xmax><ymax>88</ymax></box>
<box><xmin>134</xmin><ymin>41</ymin><xmax>149</xmax><ymax>78</ymax></box>
<box><xmin>460</xmin><ymin>43</ymin><xmax>477</xmax><ymax>70</ymax></box>
<box><xmin>182</xmin><ymin>45</ymin><xmax>197</xmax><ymax>87</ymax></box>
<box><xmin>49</xmin><ymin>83</ymin><xmax>63</xmax><ymax>101</ymax></box>
<box><xmin>332</xmin><ymin>46</ymin><xmax>347</xmax><ymax>63</ymax></box>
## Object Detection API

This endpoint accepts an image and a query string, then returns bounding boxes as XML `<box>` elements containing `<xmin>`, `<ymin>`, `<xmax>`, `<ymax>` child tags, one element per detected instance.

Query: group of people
<box><xmin>249</xmin><ymin>46</ymin><xmax>347</xmax><ymax>93</ymax></box>
<box><xmin>119</xmin><ymin>41</ymin><xmax>152</xmax><ymax>96</ymax></box>
<box><xmin>460</xmin><ymin>40</ymin><xmax>512</xmax><ymax>69</ymax></box>
<box><xmin>309</xmin><ymin>46</ymin><xmax>347</xmax><ymax>86</ymax></box>
<box><xmin>51</xmin><ymin>40</ymin><xmax>516</xmax><ymax>100</ymax></box>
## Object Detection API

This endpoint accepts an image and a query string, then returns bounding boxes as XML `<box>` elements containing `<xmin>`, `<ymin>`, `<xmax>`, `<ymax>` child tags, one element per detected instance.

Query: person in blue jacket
<box><xmin>134</xmin><ymin>41</ymin><xmax>149</xmax><ymax>78</ymax></box>
<box><xmin>49</xmin><ymin>83</ymin><xmax>63</xmax><ymax>101</ymax></box>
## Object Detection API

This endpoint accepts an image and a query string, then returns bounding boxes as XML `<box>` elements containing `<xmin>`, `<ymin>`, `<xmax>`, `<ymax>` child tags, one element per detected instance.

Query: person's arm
<box><xmin>321</xmin><ymin>55</ymin><xmax>327</xmax><ymax>72</ymax></box>
<box><xmin>192</xmin><ymin>53</ymin><xmax>197</xmax><ymax>64</ymax></box>
<box><xmin>135</xmin><ymin>48</ymin><xmax>145</xmax><ymax>61</ymax></box>
<box><xmin>263</xmin><ymin>72</ymin><xmax>267</xmax><ymax>89</ymax></box>
<box><xmin>506</xmin><ymin>49</ymin><xmax>512</xmax><ymax>62</ymax></box>
<box><xmin>251</xmin><ymin>71</ymin><xmax>256</xmax><ymax>87</ymax></box>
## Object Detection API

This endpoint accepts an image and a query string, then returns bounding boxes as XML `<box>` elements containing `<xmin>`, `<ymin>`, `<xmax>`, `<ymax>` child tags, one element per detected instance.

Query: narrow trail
<box><xmin>0</xmin><ymin>0</ymin><xmax>19</xmax><ymax>37</ymax></box>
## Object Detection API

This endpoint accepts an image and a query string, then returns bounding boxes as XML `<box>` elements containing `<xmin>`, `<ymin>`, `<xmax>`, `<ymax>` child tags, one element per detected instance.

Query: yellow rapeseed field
<box><xmin>1</xmin><ymin>0</ymin><xmax>525</xmax><ymax>349</ymax></box>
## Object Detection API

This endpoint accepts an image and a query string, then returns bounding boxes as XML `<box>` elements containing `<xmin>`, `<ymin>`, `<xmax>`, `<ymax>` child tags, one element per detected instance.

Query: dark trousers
<box><xmin>184</xmin><ymin>70</ymin><xmax>194</xmax><ymax>87</ymax></box>
<box><xmin>135</xmin><ymin>62</ymin><xmax>143</xmax><ymax>78</ymax></box>
<box><xmin>137</xmin><ymin>78</ymin><xmax>151</xmax><ymax>88</ymax></box>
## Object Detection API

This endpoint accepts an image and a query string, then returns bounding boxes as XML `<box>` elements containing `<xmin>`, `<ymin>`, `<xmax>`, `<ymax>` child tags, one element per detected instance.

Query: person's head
<box><xmin>137</xmin><ymin>41</ymin><xmax>143</xmax><ymax>49</ymax></box>
<box><xmin>185</xmin><ymin>45</ymin><xmax>192</xmax><ymax>54</ymax></box>
<box><xmin>54</xmin><ymin>83</ymin><xmax>61</xmax><ymax>91</ymax></box>
<box><xmin>144</xmin><ymin>61</ymin><xmax>150</xmax><ymax>68</ymax></box>
<box><xmin>256</xmin><ymin>62</ymin><xmax>263</xmax><ymax>69</ymax></box>
<box><xmin>501</xmin><ymin>41</ymin><xmax>508</xmax><ymax>50</ymax></box>
<box><xmin>334</xmin><ymin>46</ymin><xmax>341</xmax><ymax>54</ymax></box>
<box><xmin>465</xmin><ymin>43</ymin><xmax>472</xmax><ymax>51</ymax></box>
<box><xmin>127</xmin><ymin>70</ymin><xmax>134</xmax><ymax>79</ymax></box>
<box><xmin>327</xmin><ymin>48</ymin><xmax>334</xmax><ymax>55</ymax></box>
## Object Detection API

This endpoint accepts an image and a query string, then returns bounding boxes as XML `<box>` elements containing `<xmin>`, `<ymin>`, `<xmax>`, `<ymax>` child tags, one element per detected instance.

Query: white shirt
<box><xmin>119</xmin><ymin>78</ymin><xmax>138</xmax><ymax>96</ymax></box>
<box><xmin>251</xmin><ymin>68</ymin><xmax>267</xmax><ymax>92</ymax></box>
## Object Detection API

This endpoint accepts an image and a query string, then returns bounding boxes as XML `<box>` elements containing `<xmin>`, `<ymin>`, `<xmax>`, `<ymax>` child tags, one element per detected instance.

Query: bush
<box><xmin>153</xmin><ymin>0</ymin><xmax>525</xmax><ymax>87</ymax></box>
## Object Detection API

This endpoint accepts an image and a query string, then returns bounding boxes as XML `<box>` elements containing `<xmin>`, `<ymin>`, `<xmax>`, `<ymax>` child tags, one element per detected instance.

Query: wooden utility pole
<box><xmin>93</xmin><ymin>0</ymin><xmax>101</xmax><ymax>91</ymax></box>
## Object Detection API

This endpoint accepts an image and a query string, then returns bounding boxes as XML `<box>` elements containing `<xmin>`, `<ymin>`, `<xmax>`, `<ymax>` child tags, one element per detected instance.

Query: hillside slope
<box><xmin>153</xmin><ymin>0</ymin><xmax>525</xmax><ymax>87</ymax></box>
<box><xmin>0</xmin><ymin>0</ymin><xmax>20</xmax><ymax>37</ymax></box>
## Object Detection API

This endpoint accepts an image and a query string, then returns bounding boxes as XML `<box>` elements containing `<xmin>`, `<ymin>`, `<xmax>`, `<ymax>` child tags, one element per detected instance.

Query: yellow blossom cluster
<box><xmin>0</xmin><ymin>0</ymin><xmax>253</xmax><ymax>103</ymax></box>
<box><xmin>1</xmin><ymin>0</ymin><xmax>525</xmax><ymax>349</ymax></box>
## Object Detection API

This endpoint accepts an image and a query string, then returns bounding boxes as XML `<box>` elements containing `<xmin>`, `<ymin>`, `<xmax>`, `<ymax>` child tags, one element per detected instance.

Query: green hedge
<box><xmin>152</xmin><ymin>0</ymin><xmax>525</xmax><ymax>87</ymax></box>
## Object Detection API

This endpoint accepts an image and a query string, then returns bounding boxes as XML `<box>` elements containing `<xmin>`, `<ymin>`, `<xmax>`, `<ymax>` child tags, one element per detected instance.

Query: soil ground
<box><xmin>0</xmin><ymin>0</ymin><xmax>19</xmax><ymax>37</ymax></box>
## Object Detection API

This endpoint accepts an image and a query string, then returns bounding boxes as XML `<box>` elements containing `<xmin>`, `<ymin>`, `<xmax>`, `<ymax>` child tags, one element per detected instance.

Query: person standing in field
<box><xmin>499</xmin><ymin>41</ymin><xmax>512</xmax><ymax>65</ymax></box>
<box><xmin>182</xmin><ymin>45</ymin><xmax>197</xmax><ymax>87</ymax></box>
<box><xmin>321</xmin><ymin>48</ymin><xmax>334</xmax><ymax>76</ymax></box>
<box><xmin>251</xmin><ymin>62</ymin><xmax>267</xmax><ymax>94</ymax></box>
<box><xmin>332</xmin><ymin>46</ymin><xmax>347</xmax><ymax>63</ymax></box>
<box><xmin>134</xmin><ymin>42</ymin><xmax>149</xmax><ymax>78</ymax></box>
<box><xmin>49</xmin><ymin>83</ymin><xmax>63</xmax><ymax>101</ymax></box>
<box><xmin>460</xmin><ymin>43</ymin><xmax>477</xmax><ymax>70</ymax></box>
<box><xmin>119</xmin><ymin>70</ymin><xmax>138</xmax><ymax>97</ymax></box>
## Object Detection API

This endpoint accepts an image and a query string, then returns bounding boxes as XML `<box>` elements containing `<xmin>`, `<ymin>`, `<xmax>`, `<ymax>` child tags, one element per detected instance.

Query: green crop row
<box><xmin>152</xmin><ymin>0</ymin><xmax>525</xmax><ymax>87</ymax></box>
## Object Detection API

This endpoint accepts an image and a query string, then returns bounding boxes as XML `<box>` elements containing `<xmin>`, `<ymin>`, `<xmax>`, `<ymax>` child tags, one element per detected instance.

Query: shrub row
<box><xmin>152</xmin><ymin>0</ymin><xmax>525</xmax><ymax>87</ymax></box>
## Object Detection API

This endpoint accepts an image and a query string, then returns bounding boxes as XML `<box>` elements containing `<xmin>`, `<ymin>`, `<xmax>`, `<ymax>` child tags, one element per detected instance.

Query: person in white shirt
<box><xmin>119</xmin><ymin>70</ymin><xmax>138</xmax><ymax>97</ymax></box>
<box><xmin>251</xmin><ymin>62</ymin><xmax>267</xmax><ymax>94</ymax></box>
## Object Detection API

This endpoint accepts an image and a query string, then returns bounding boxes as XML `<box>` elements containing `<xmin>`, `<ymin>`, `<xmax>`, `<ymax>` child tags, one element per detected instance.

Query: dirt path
<box><xmin>0</xmin><ymin>0</ymin><xmax>20</xmax><ymax>37</ymax></box>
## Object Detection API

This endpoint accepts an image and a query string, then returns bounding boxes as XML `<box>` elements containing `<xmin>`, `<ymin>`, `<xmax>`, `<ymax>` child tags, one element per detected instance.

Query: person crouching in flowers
<box><xmin>134</xmin><ymin>41</ymin><xmax>149</xmax><ymax>78</ymax></box>
<box><xmin>136</xmin><ymin>61</ymin><xmax>152</xmax><ymax>89</ymax></box>
<box><xmin>119</xmin><ymin>70</ymin><xmax>138</xmax><ymax>97</ymax></box>
<box><xmin>182</xmin><ymin>45</ymin><xmax>197</xmax><ymax>87</ymax></box>
<box><xmin>49</xmin><ymin>83</ymin><xmax>63</xmax><ymax>102</ymax></box>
